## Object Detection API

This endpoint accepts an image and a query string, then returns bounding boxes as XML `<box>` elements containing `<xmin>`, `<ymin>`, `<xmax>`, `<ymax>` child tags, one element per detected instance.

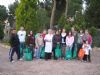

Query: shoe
<box><xmin>19</xmin><ymin>58</ymin><xmax>23</xmax><ymax>61</ymax></box>
<box><xmin>11</xmin><ymin>60</ymin><xmax>15</xmax><ymax>63</ymax></box>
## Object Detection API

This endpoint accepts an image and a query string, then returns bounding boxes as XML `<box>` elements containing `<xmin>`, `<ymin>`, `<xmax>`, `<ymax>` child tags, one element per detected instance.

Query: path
<box><xmin>0</xmin><ymin>46</ymin><xmax>100</xmax><ymax>75</ymax></box>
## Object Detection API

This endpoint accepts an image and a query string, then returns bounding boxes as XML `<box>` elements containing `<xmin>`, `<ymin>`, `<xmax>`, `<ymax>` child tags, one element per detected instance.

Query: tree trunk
<box><xmin>50</xmin><ymin>0</ymin><xmax>56</xmax><ymax>29</ymax></box>
<box><xmin>65</xmin><ymin>0</ymin><xmax>69</xmax><ymax>19</ymax></box>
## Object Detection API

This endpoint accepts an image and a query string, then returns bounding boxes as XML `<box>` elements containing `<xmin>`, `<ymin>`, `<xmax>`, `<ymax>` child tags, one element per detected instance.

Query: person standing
<box><xmin>44</xmin><ymin>29</ymin><xmax>53</xmax><ymax>60</ymax></box>
<box><xmin>66</xmin><ymin>31</ymin><xmax>74</xmax><ymax>60</ymax></box>
<box><xmin>35</xmin><ymin>33</ymin><xmax>44</xmax><ymax>59</ymax></box>
<box><xmin>9</xmin><ymin>29</ymin><xmax>20</xmax><ymax>62</ymax></box>
<box><xmin>77</xmin><ymin>30</ymin><xmax>84</xmax><ymax>58</ymax></box>
<box><xmin>82</xmin><ymin>29</ymin><xmax>92</xmax><ymax>62</ymax></box>
<box><xmin>82</xmin><ymin>40</ymin><xmax>92</xmax><ymax>62</ymax></box>
<box><xmin>61</xmin><ymin>28</ymin><xmax>67</xmax><ymax>59</ymax></box>
<box><xmin>71</xmin><ymin>27</ymin><xmax>78</xmax><ymax>58</ymax></box>
<box><xmin>27</xmin><ymin>31</ymin><xmax>35</xmax><ymax>59</ymax></box>
<box><xmin>17</xmin><ymin>27</ymin><xmax>26</xmax><ymax>59</ymax></box>
<box><xmin>52</xmin><ymin>30</ymin><xmax>61</xmax><ymax>60</ymax></box>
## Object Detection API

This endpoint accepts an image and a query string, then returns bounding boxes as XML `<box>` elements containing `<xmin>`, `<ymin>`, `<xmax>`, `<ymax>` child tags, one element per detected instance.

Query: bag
<box><xmin>78</xmin><ymin>48</ymin><xmax>85</xmax><ymax>59</ymax></box>
<box><xmin>65</xmin><ymin>47</ymin><xmax>72</xmax><ymax>60</ymax></box>
<box><xmin>24</xmin><ymin>52</ymin><xmax>32</xmax><ymax>61</ymax></box>
<box><xmin>73</xmin><ymin>45</ymin><xmax>77</xmax><ymax>59</ymax></box>
<box><xmin>40</xmin><ymin>46</ymin><xmax>45</xmax><ymax>58</ymax></box>
<box><xmin>24</xmin><ymin>47</ymin><xmax>33</xmax><ymax>61</ymax></box>
<box><xmin>55</xmin><ymin>44</ymin><xmax>62</xmax><ymax>58</ymax></box>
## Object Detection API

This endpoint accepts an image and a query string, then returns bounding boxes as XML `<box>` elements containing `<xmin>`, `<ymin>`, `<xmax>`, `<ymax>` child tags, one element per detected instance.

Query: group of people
<box><xmin>9</xmin><ymin>26</ymin><xmax>92</xmax><ymax>63</ymax></box>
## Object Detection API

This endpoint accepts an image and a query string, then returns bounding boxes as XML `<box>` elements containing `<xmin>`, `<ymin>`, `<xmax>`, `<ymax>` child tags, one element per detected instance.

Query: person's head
<box><xmin>11</xmin><ymin>28</ymin><xmax>16</xmax><ymax>34</ymax></box>
<box><xmin>83</xmin><ymin>40</ymin><xmax>88</xmax><ymax>44</ymax></box>
<box><xmin>20</xmin><ymin>27</ymin><xmax>24</xmax><ymax>31</ymax></box>
<box><xmin>68</xmin><ymin>31</ymin><xmax>72</xmax><ymax>36</ymax></box>
<box><xmin>71</xmin><ymin>27</ymin><xmax>75</xmax><ymax>32</ymax></box>
<box><xmin>85</xmin><ymin>29</ymin><xmax>89</xmax><ymax>35</ymax></box>
<box><xmin>48</xmin><ymin>29</ymin><xmax>52</xmax><ymax>34</ymax></box>
<box><xmin>55</xmin><ymin>30</ymin><xmax>59</xmax><ymax>35</ymax></box>
<box><xmin>62</xmin><ymin>28</ymin><xmax>66</xmax><ymax>33</ymax></box>
<box><xmin>80</xmin><ymin>29</ymin><xmax>83</xmax><ymax>34</ymax></box>
<box><xmin>43</xmin><ymin>29</ymin><xmax>47</xmax><ymax>34</ymax></box>
<box><xmin>59</xmin><ymin>29</ymin><xmax>61</xmax><ymax>33</ymax></box>
<box><xmin>29</xmin><ymin>31</ymin><xmax>33</xmax><ymax>35</ymax></box>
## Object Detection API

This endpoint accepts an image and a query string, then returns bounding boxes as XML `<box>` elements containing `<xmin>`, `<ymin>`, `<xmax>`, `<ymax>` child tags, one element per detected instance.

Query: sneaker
<box><xmin>19</xmin><ymin>58</ymin><xmax>23</xmax><ymax>61</ymax></box>
<box><xmin>11</xmin><ymin>60</ymin><xmax>15</xmax><ymax>63</ymax></box>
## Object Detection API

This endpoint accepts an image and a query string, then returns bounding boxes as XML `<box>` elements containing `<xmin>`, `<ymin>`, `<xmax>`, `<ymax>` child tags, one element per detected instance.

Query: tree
<box><xmin>16</xmin><ymin>0</ymin><xmax>39</xmax><ymax>32</ymax></box>
<box><xmin>85</xmin><ymin>0</ymin><xmax>100</xmax><ymax>28</ymax></box>
<box><xmin>0</xmin><ymin>5</ymin><xmax>8</xmax><ymax>40</ymax></box>
<box><xmin>8</xmin><ymin>0</ymin><xmax>19</xmax><ymax>27</ymax></box>
<box><xmin>50</xmin><ymin>0</ymin><xmax>56</xmax><ymax>28</ymax></box>
<box><xmin>0</xmin><ymin>5</ymin><xmax>8</xmax><ymax>22</ymax></box>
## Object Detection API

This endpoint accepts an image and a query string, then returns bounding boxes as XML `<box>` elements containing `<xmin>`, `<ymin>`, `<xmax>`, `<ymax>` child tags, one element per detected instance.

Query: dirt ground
<box><xmin>0</xmin><ymin>46</ymin><xmax>100</xmax><ymax>75</ymax></box>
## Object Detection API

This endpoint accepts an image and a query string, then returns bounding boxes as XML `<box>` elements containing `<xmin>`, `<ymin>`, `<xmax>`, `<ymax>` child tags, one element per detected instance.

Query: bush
<box><xmin>92</xmin><ymin>29</ymin><xmax>100</xmax><ymax>47</ymax></box>
<box><xmin>89</xmin><ymin>26</ymin><xmax>97</xmax><ymax>36</ymax></box>
<box><xmin>0</xmin><ymin>23</ymin><xmax>4</xmax><ymax>40</ymax></box>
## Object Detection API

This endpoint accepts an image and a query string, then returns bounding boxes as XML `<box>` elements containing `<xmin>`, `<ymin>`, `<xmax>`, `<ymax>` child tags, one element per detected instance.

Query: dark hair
<box><xmin>83</xmin><ymin>40</ymin><xmax>87</xmax><ymax>43</ymax></box>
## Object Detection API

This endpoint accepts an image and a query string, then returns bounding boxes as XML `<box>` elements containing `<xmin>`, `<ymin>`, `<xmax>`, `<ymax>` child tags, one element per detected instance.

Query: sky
<box><xmin>0</xmin><ymin>0</ymin><xmax>86</xmax><ymax>11</ymax></box>
<box><xmin>0</xmin><ymin>0</ymin><xmax>16</xmax><ymax>9</ymax></box>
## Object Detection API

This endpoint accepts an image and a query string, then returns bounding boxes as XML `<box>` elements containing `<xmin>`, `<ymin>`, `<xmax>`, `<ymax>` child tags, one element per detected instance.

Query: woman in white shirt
<box><xmin>44</xmin><ymin>29</ymin><xmax>53</xmax><ymax>60</ymax></box>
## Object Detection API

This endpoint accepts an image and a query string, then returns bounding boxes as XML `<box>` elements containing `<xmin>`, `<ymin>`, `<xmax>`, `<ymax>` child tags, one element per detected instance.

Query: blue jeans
<box><xmin>36</xmin><ymin>46</ymin><xmax>42</xmax><ymax>59</ymax></box>
<box><xmin>20</xmin><ymin>42</ymin><xmax>25</xmax><ymax>58</ymax></box>
<box><xmin>66</xmin><ymin>45</ymin><xmax>73</xmax><ymax>51</ymax></box>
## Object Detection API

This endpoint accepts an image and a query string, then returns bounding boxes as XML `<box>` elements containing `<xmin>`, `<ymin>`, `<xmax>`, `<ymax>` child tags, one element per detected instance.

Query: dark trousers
<box><xmin>61</xmin><ymin>44</ymin><xmax>66</xmax><ymax>58</ymax></box>
<box><xmin>9</xmin><ymin>46</ymin><xmax>20</xmax><ymax>61</ymax></box>
<box><xmin>77</xmin><ymin>43</ymin><xmax>82</xmax><ymax>57</ymax></box>
<box><xmin>52</xmin><ymin>47</ymin><xmax>57</xmax><ymax>59</ymax></box>
<box><xmin>45</xmin><ymin>52</ymin><xmax>52</xmax><ymax>60</ymax></box>
<box><xmin>72</xmin><ymin>43</ymin><xmax>75</xmax><ymax>57</ymax></box>
<box><xmin>83</xmin><ymin>51</ymin><xmax>91</xmax><ymax>62</ymax></box>
<box><xmin>29</xmin><ymin>44</ymin><xmax>34</xmax><ymax>59</ymax></box>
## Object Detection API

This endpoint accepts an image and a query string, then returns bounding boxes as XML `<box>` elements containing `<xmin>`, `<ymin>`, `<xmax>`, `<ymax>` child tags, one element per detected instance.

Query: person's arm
<box><xmin>35</xmin><ymin>38</ymin><xmax>39</xmax><ymax>48</ymax></box>
<box><xmin>9</xmin><ymin>36</ymin><xmax>13</xmax><ymax>47</ymax></box>
<box><xmin>66</xmin><ymin>37</ymin><xmax>68</xmax><ymax>46</ymax></box>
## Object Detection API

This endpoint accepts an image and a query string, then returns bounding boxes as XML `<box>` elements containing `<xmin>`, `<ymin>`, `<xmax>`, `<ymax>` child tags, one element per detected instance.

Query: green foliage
<box><xmin>16</xmin><ymin>0</ymin><xmax>39</xmax><ymax>32</ymax></box>
<box><xmin>68</xmin><ymin>0</ymin><xmax>82</xmax><ymax>17</ymax></box>
<box><xmin>85</xmin><ymin>0</ymin><xmax>100</xmax><ymax>28</ymax></box>
<box><xmin>16</xmin><ymin>0</ymin><xmax>50</xmax><ymax>33</ymax></box>
<box><xmin>0</xmin><ymin>23</ymin><xmax>4</xmax><ymax>40</ymax></box>
<box><xmin>0</xmin><ymin>5</ymin><xmax>8</xmax><ymax>21</ymax></box>
<box><xmin>89</xmin><ymin>26</ymin><xmax>97</xmax><ymax>36</ymax></box>
<box><xmin>92</xmin><ymin>29</ymin><xmax>100</xmax><ymax>47</ymax></box>
<box><xmin>8</xmin><ymin>0</ymin><xmax>19</xmax><ymax>27</ymax></box>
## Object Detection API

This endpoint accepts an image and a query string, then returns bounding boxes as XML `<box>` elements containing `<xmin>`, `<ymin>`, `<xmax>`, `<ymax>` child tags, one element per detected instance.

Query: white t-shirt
<box><xmin>17</xmin><ymin>30</ymin><xmax>26</xmax><ymax>43</ymax></box>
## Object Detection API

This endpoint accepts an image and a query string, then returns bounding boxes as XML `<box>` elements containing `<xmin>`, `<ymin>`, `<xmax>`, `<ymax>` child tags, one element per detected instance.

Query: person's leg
<box><xmin>9</xmin><ymin>47</ymin><xmax>15</xmax><ymax>62</ymax></box>
<box><xmin>45</xmin><ymin>52</ymin><xmax>48</xmax><ymax>60</ymax></box>
<box><xmin>61</xmin><ymin>44</ymin><xmax>66</xmax><ymax>58</ymax></box>
<box><xmin>15</xmin><ymin>46</ymin><xmax>20</xmax><ymax>60</ymax></box>
<box><xmin>72</xmin><ymin>43</ymin><xmax>75</xmax><ymax>57</ymax></box>
<box><xmin>83</xmin><ymin>54</ymin><xmax>87</xmax><ymax>61</ymax></box>
<box><xmin>88</xmin><ymin>51</ymin><xmax>91</xmax><ymax>62</ymax></box>
<box><xmin>20</xmin><ymin>43</ymin><xmax>23</xmax><ymax>58</ymax></box>
<box><xmin>36</xmin><ymin>48</ymin><xmax>39</xmax><ymax>59</ymax></box>
<box><xmin>52</xmin><ymin>47</ymin><xmax>56</xmax><ymax>60</ymax></box>
<box><xmin>29</xmin><ymin>44</ymin><xmax>34</xmax><ymax>59</ymax></box>
<box><xmin>77</xmin><ymin>44</ymin><xmax>81</xmax><ymax>58</ymax></box>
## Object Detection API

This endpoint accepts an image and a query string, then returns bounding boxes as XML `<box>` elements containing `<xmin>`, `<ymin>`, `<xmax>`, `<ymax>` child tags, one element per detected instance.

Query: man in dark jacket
<box><xmin>9</xmin><ymin>29</ymin><xmax>20</xmax><ymax>62</ymax></box>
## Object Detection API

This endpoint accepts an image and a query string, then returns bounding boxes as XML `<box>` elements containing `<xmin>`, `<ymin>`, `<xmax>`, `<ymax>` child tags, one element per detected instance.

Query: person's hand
<box><xmin>57</xmin><ymin>42</ymin><xmax>60</xmax><ymax>44</ymax></box>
